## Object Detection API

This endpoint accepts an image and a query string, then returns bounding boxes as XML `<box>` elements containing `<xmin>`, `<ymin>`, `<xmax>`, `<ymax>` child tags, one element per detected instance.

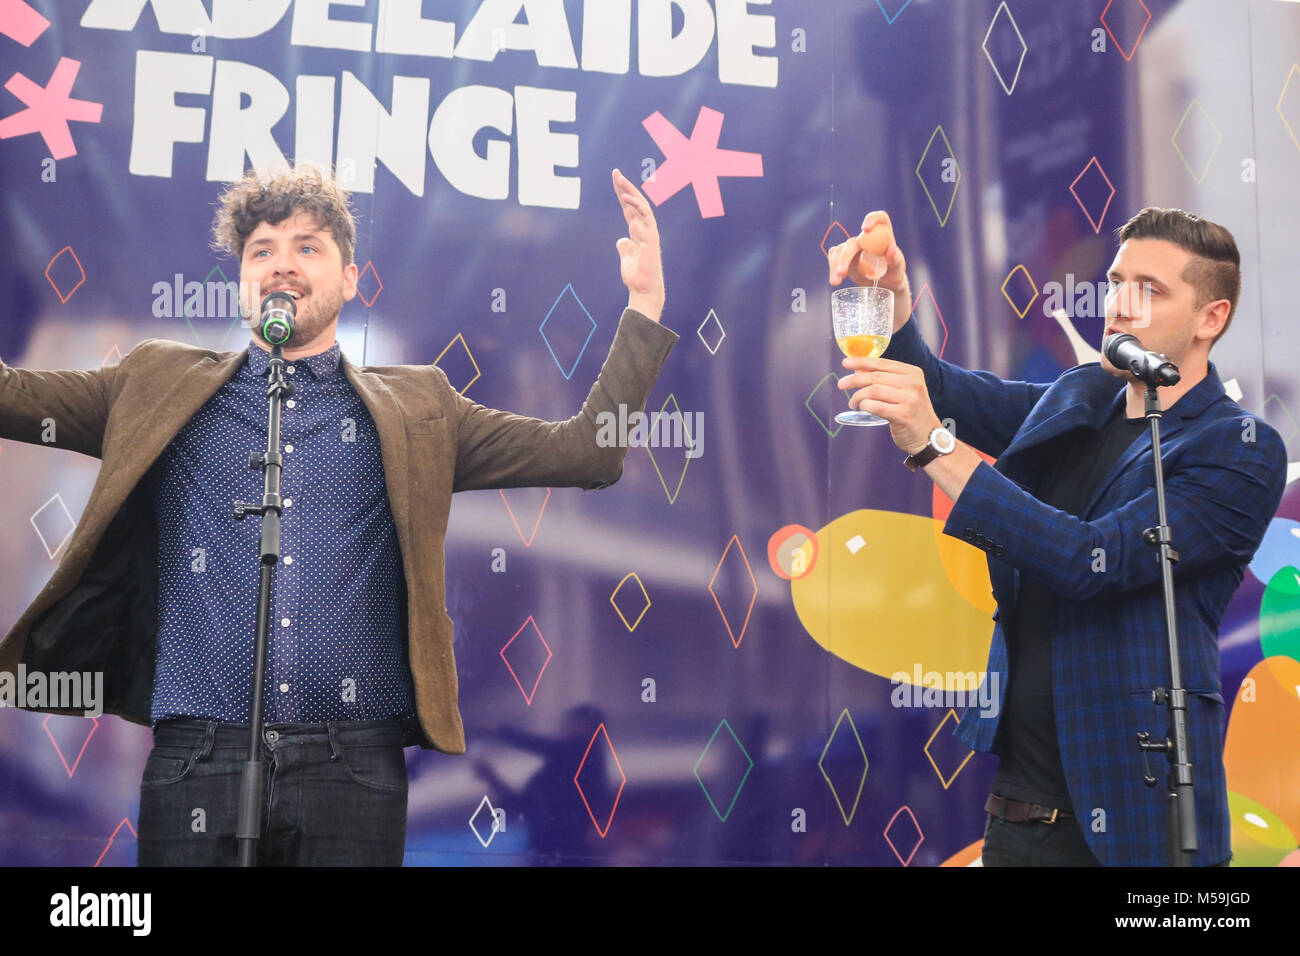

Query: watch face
<box><xmin>932</xmin><ymin>427</ymin><xmax>956</xmax><ymax>453</ymax></box>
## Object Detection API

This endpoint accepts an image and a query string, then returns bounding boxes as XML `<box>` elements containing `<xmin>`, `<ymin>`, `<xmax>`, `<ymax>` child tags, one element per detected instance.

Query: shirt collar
<box><xmin>244</xmin><ymin>341</ymin><xmax>343</xmax><ymax>381</ymax></box>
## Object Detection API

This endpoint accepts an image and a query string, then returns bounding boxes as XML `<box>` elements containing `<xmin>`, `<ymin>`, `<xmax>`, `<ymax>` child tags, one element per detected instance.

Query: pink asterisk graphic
<box><xmin>0</xmin><ymin>57</ymin><xmax>103</xmax><ymax>159</ymax></box>
<box><xmin>0</xmin><ymin>0</ymin><xmax>49</xmax><ymax>46</ymax></box>
<box><xmin>641</xmin><ymin>107</ymin><xmax>763</xmax><ymax>219</ymax></box>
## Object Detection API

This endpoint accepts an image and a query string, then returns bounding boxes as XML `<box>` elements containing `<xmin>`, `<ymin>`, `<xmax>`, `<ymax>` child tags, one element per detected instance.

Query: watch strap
<box><xmin>904</xmin><ymin>443</ymin><xmax>940</xmax><ymax>472</ymax></box>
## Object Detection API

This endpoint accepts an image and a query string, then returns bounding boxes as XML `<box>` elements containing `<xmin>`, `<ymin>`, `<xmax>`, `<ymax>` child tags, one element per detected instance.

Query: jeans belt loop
<box><xmin>196</xmin><ymin>720</ymin><xmax>218</xmax><ymax>762</ymax></box>
<box><xmin>326</xmin><ymin>722</ymin><xmax>342</xmax><ymax>761</ymax></box>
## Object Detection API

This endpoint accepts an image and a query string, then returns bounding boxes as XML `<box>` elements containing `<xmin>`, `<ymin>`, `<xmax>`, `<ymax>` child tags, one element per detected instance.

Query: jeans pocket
<box><xmin>140</xmin><ymin>744</ymin><xmax>197</xmax><ymax>790</ymax></box>
<box><xmin>336</xmin><ymin>741</ymin><xmax>408</xmax><ymax>794</ymax></box>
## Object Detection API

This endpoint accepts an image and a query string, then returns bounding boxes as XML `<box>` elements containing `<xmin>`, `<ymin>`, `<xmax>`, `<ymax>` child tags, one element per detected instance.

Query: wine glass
<box><xmin>832</xmin><ymin>284</ymin><xmax>894</xmax><ymax>426</ymax></box>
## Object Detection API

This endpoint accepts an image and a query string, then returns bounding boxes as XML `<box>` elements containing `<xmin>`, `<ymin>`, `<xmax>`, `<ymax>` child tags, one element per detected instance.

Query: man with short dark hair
<box><xmin>828</xmin><ymin>207</ymin><xmax>1286</xmax><ymax>866</ymax></box>
<box><xmin>0</xmin><ymin>163</ymin><xmax>677</xmax><ymax>865</ymax></box>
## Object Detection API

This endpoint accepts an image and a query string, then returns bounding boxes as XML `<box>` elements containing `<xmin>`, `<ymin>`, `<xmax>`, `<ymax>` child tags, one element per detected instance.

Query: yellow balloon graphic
<box><xmin>1226</xmin><ymin>791</ymin><xmax>1296</xmax><ymax>867</ymax></box>
<box><xmin>789</xmin><ymin>509</ymin><xmax>995</xmax><ymax>687</ymax></box>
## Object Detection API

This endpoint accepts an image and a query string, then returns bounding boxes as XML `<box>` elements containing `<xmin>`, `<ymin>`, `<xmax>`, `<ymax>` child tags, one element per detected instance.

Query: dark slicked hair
<box><xmin>211</xmin><ymin>162</ymin><xmax>356</xmax><ymax>266</ymax></box>
<box><xmin>1116</xmin><ymin>207</ymin><xmax>1241</xmax><ymax>343</ymax></box>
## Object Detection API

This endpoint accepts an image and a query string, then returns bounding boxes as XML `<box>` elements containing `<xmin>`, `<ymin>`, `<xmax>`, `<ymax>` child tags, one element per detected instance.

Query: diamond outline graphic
<box><xmin>1264</xmin><ymin>394</ymin><xmax>1298</xmax><ymax>442</ymax></box>
<box><xmin>499</xmin><ymin>615</ymin><xmax>553</xmax><ymax>706</ymax></box>
<box><xmin>915</xmin><ymin>125</ymin><xmax>961</xmax><ymax>227</ymax></box>
<box><xmin>1069</xmin><ymin>156</ymin><xmax>1116</xmax><ymax>235</ymax></box>
<box><xmin>93</xmin><ymin>817</ymin><xmax>137</xmax><ymax>867</ymax></box>
<box><xmin>499</xmin><ymin>487</ymin><xmax>550</xmax><ymax>547</ymax></box>
<box><xmin>693</xmin><ymin>718</ymin><xmax>754</xmax><ymax>822</ymax></box>
<box><xmin>356</xmin><ymin>259</ymin><xmax>383</xmax><ymax>307</ymax></box>
<box><xmin>574</xmin><ymin>722</ymin><xmax>627</xmax><ymax>838</ymax></box>
<box><xmin>883</xmin><ymin>805</ymin><xmax>925</xmax><ymax>866</ymax></box>
<box><xmin>539</xmin><ymin>282</ymin><xmax>597</xmax><ymax>381</ymax></box>
<box><xmin>708</xmin><ymin>533</ymin><xmax>758</xmax><ymax>650</ymax></box>
<box><xmin>818</xmin><ymin>707</ymin><xmax>869</xmax><ymax>826</ymax></box>
<box><xmin>610</xmin><ymin>572</ymin><xmax>651</xmax><ymax>632</ymax></box>
<box><xmin>820</xmin><ymin>220</ymin><xmax>851</xmax><ymax>258</ymax></box>
<box><xmin>910</xmin><ymin>282</ymin><xmax>949</xmax><ymax>359</ymax></box>
<box><xmin>1001</xmin><ymin>264</ymin><xmax>1039</xmax><ymax>319</ymax></box>
<box><xmin>982</xmin><ymin>1</ymin><xmax>1028</xmax><ymax>96</ymax></box>
<box><xmin>1099</xmin><ymin>0</ymin><xmax>1152</xmax><ymax>63</ymax></box>
<box><xmin>1171</xmin><ymin>98</ymin><xmax>1223</xmax><ymax>184</ymax></box>
<box><xmin>433</xmin><ymin>332</ymin><xmax>481</xmax><ymax>394</ymax></box>
<box><xmin>42</xmin><ymin>714</ymin><xmax>99</xmax><ymax>778</ymax></box>
<box><xmin>922</xmin><ymin>709</ymin><xmax>976</xmax><ymax>789</ymax></box>
<box><xmin>1277</xmin><ymin>64</ymin><xmax>1300</xmax><ymax>154</ymax></box>
<box><xmin>644</xmin><ymin>392</ymin><xmax>695</xmax><ymax>504</ymax></box>
<box><xmin>875</xmin><ymin>0</ymin><xmax>914</xmax><ymax>25</ymax></box>
<box><xmin>44</xmin><ymin>245</ymin><xmax>84</xmax><ymax>303</ymax></box>
<box><xmin>30</xmin><ymin>492</ymin><xmax>76</xmax><ymax>560</ymax></box>
<box><xmin>469</xmin><ymin>794</ymin><xmax>503</xmax><ymax>848</ymax></box>
<box><xmin>805</xmin><ymin>373</ymin><xmax>846</xmax><ymax>437</ymax></box>
<box><xmin>697</xmin><ymin>308</ymin><xmax>725</xmax><ymax>354</ymax></box>
<box><xmin>181</xmin><ymin>264</ymin><xmax>247</xmax><ymax>348</ymax></box>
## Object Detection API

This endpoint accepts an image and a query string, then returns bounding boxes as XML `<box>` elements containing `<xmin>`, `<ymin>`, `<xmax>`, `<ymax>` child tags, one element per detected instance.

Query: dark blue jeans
<box><xmin>981</xmin><ymin>811</ymin><xmax>1232</xmax><ymax>866</ymax></box>
<box><xmin>137</xmin><ymin>717</ymin><xmax>413</xmax><ymax>866</ymax></box>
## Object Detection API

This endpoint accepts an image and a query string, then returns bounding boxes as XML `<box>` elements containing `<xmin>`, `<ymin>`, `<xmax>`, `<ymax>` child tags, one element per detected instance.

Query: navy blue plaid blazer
<box><xmin>884</xmin><ymin>318</ymin><xmax>1287</xmax><ymax>867</ymax></box>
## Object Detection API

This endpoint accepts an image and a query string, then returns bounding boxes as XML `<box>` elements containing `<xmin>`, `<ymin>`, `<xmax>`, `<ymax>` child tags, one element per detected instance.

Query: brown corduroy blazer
<box><xmin>0</xmin><ymin>309</ymin><xmax>677</xmax><ymax>752</ymax></box>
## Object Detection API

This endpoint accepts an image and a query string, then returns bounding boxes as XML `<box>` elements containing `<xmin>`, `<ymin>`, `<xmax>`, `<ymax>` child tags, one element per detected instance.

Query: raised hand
<box><xmin>612</xmin><ymin>168</ymin><xmax>666</xmax><ymax>324</ymax></box>
<box><xmin>827</xmin><ymin>210</ymin><xmax>913</xmax><ymax>334</ymax></box>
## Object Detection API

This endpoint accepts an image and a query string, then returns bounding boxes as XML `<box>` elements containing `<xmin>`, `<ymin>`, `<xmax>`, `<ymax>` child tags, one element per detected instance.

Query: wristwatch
<box><xmin>904</xmin><ymin>425</ymin><xmax>956</xmax><ymax>472</ymax></box>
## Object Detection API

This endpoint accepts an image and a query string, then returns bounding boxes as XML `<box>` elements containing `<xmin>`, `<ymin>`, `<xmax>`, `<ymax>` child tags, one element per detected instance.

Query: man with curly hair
<box><xmin>0</xmin><ymin>163</ymin><xmax>676</xmax><ymax>866</ymax></box>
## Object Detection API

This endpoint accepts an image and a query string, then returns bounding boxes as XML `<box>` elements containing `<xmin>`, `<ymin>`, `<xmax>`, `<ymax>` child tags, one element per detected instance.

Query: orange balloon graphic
<box><xmin>1223</xmin><ymin>655</ymin><xmax>1300</xmax><ymax>840</ymax></box>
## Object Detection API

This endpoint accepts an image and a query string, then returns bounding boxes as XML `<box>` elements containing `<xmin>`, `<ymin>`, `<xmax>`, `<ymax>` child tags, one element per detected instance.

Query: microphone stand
<box><xmin>1134</xmin><ymin>383</ymin><xmax>1197</xmax><ymax>866</ymax></box>
<box><xmin>231</xmin><ymin>343</ymin><xmax>294</xmax><ymax>867</ymax></box>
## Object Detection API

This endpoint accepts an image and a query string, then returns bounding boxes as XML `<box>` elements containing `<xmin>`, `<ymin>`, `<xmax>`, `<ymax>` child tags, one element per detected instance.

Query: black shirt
<box><xmin>991</xmin><ymin>406</ymin><xmax>1149</xmax><ymax>810</ymax></box>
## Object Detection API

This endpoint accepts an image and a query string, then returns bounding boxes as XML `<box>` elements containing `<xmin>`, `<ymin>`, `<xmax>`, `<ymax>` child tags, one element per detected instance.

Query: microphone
<box><xmin>1103</xmin><ymin>333</ymin><xmax>1180</xmax><ymax>387</ymax></box>
<box><xmin>259</xmin><ymin>291</ymin><xmax>296</xmax><ymax>347</ymax></box>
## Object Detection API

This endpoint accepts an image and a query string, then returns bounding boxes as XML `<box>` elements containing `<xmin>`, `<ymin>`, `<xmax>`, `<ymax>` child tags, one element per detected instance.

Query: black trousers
<box><xmin>137</xmin><ymin>717</ymin><xmax>412</xmax><ymax>866</ymax></box>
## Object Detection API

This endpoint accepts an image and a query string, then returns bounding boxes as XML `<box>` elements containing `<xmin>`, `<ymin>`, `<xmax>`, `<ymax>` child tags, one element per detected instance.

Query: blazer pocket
<box><xmin>406</xmin><ymin>414</ymin><xmax>445</xmax><ymax>435</ymax></box>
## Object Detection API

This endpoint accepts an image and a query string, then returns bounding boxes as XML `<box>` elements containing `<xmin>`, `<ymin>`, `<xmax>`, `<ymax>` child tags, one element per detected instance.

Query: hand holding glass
<box><xmin>832</xmin><ymin>285</ymin><xmax>894</xmax><ymax>426</ymax></box>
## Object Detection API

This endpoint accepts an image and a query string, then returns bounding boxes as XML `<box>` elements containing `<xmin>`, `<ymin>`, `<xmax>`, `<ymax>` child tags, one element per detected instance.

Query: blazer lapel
<box><xmin>996</xmin><ymin>367</ymin><xmax>1125</xmax><ymax>482</ymax></box>
<box><xmin>112</xmin><ymin>347</ymin><xmax>247</xmax><ymax>489</ymax></box>
<box><xmin>341</xmin><ymin>355</ymin><xmax>411</xmax><ymax>552</ymax></box>
<box><xmin>1080</xmin><ymin>362</ymin><xmax>1228</xmax><ymax>516</ymax></box>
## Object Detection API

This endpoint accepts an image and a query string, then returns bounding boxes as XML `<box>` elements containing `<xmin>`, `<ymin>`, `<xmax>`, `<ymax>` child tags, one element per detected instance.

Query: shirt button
<box><xmin>283</xmin><ymin>555</ymin><xmax>293</xmax><ymax>565</ymax></box>
<box><xmin>287</xmin><ymin>366</ymin><xmax>296</xmax><ymax>375</ymax></box>
<box><xmin>280</xmin><ymin>617</ymin><xmax>291</xmax><ymax>627</ymax></box>
<box><xmin>284</xmin><ymin>498</ymin><xmax>292</xmax><ymax>507</ymax></box>
<box><xmin>286</xmin><ymin>399</ymin><xmax>296</xmax><ymax>408</ymax></box>
<box><xmin>279</xmin><ymin>683</ymin><xmax>290</xmax><ymax>693</ymax></box>
<box><xmin>285</xmin><ymin>444</ymin><xmax>294</xmax><ymax>453</ymax></box>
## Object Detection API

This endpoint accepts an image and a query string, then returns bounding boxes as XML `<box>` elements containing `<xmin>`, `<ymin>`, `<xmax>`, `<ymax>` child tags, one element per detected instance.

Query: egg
<box><xmin>858</xmin><ymin>221</ymin><xmax>894</xmax><ymax>259</ymax></box>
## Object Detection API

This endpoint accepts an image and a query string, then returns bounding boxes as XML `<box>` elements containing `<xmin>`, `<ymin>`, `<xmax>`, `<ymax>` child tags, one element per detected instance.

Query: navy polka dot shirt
<box><xmin>148</xmin><ymin>340</ymin><xmax>417</xmax><ymax>725</ymax></box>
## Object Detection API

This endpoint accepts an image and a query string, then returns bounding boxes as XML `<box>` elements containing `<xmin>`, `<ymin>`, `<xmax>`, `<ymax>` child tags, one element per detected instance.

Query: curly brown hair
<box><xmin>211</xmin><ymin>163</ymin><xmax>356</xmax><ymax>266</ymax></box>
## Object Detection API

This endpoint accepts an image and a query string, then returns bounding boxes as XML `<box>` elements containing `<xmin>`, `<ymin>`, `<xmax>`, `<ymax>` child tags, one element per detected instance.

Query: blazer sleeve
<box><xmin>449</xmin><ymin>309</ymin><xmax>679</xmax><ymax>492</ymax></box>
<box><xmin>0</xmin><ymin>340</ymin><xmax>144</xmax><ymax>459</ymax></box>
<box><xmin>883</xmin><ymin>317</ymin><xmax>1051</xmax><ymax>457</ymax></box>
<box><xmin>941</xmin><ymin>413</ymin><xmax>1288</xmax><ymax>601</ymax></box>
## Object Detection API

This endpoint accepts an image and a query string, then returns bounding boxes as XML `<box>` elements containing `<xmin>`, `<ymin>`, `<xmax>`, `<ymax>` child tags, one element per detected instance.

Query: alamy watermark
<box><xmin>595</xmin><ymin>404</ymin><xmax>704</xmax><ymax>459</ymax></box>
<box><xmin>0</xmin><ymin>665</ymin><xmax>103</xmax><ymax>718</ymax></box>
<box><xmin>889</xmin><ymin>664</ymin><xmax>1000</xmax><ymax>718</ymax></box>
<box><xmin>152</xmin><ymin>274</ymin><xmax>262</xmax><ymax>321</ymax></box>
<box><xmin>1042</xmin><ymin>275</ymin><xmax>1152</xmax><ymax>325</ymax></box>
<box><xmin>50</xmin><ymin>886</ymin><xmax>150</xmax><ymax>936</ymax></box>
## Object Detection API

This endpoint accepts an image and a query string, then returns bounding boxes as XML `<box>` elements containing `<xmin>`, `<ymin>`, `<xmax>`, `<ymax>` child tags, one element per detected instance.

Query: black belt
<box><xmin>986</xmin><ymin>792</ymin><xmax>1073</xmax><ymax>824</ymax></box>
